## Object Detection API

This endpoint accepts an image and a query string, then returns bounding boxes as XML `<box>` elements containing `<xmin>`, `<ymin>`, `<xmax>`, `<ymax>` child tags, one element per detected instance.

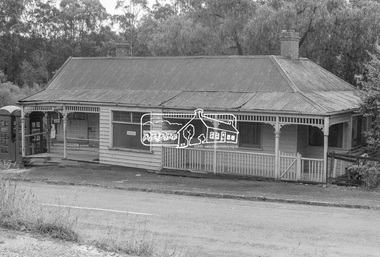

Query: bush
<box><xmin>0</xmin><ymin>160</ymin><xmax>22</xmax><ymax>170</ymax></box>
<box><xmin>347</xmin><ymin>161</ymin><xmax>380</xmax><ymax>189</ymax></box>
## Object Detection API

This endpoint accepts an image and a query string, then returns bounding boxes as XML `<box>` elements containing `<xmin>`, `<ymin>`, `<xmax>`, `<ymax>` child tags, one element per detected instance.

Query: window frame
<box><xmin>238</xmin><ymin>122</ymin><xmax>262</xmax><ymax>149</ymax></box>
<box><xmin>110</xmin><ymin>111</ymin><xmax>151</xmax><ymax>152</ymax></box>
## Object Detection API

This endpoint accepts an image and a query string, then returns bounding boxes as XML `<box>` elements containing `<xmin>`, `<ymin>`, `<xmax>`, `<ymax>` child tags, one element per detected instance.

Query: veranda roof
<box><xmin>20</xmin><ymin>56</ymin><xmax>360</xmax><ymax>115</ymax></box>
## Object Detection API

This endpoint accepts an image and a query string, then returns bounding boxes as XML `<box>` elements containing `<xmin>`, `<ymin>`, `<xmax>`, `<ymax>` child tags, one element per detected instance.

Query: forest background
<box><xmin>1</xmin><ymin>0</ymin><xmax>380</xmax><ymax>107</ymax></box>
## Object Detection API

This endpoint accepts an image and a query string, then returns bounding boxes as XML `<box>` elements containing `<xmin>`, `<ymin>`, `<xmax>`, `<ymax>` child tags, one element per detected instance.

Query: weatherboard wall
<box><xmin>99</xmin><ymin>106</ymin><xmax>162</xmax><ymax>170</ymax></box>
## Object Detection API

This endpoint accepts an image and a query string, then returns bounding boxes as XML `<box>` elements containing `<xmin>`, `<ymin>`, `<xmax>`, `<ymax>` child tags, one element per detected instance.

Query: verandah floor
<box><xmin>25</xmin><ymin>143</ymin><xmax>99</xmax><ymax>164</ymax></box>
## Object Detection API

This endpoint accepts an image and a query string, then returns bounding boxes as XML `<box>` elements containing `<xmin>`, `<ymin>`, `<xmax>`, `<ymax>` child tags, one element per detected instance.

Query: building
<box><xmin>19</xmin><ymin>30</ymin><xmax>364</xmax><ymax>182</ymax></box>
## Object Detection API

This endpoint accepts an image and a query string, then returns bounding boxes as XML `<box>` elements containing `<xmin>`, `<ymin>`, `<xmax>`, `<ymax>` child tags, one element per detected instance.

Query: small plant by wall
<box><xmin>347</xmin><ymin>161</ymin><xmax>380</xmax><ymax>189</ymax></box>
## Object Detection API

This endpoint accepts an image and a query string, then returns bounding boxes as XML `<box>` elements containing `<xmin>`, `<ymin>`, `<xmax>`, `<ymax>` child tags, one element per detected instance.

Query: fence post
<box><xmin>328</xmin><ymin>152</ymin><xmax>335</xmax><ymax>182</ymax></box>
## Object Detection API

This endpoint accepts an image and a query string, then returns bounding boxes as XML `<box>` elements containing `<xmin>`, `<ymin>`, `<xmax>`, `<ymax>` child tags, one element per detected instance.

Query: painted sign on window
<box><xmin>141</xmin><ymin>109</ymin><xmax>238</xmax><ymax>148</ymax></box>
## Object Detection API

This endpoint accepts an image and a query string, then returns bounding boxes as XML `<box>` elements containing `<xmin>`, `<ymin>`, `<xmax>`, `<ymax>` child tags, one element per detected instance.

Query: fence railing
<box><xmin>301</xmin><ymin>157</ymin><xmax>324</xmax><ymax>182</ymax></box>
<box><xmin>163</xmin><ymin>147</ymin><xmax>325</xmax><ymax>182</ymax></box>
<box><xmin>163</xmin><ymin>147</ymin><xmax>275</xmax><ymax>178</ymax></box>
<box><xmin>216</xmin><ymin>150</ymin><xmax>275</xmax><ymax>177</ymax></box>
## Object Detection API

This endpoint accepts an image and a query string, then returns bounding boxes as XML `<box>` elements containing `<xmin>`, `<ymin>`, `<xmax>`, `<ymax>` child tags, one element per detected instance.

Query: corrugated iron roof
<box><xmin>275</xmin><ymin>57</ymin><xmax>356</xmax><ymax>92</ymax></box>
<box><xmin>24</xmin><ymin>89</ymin><xmax>181</xmax><ymax>107</ymax></box>
<box><xmin>21</xmin><ymin>56</ymin><xmax>360</xmax><ymax>115</ymax></box>
<box><xmin>43</xmin><ymin>56</ymin><xmax>292</xmax><ymax>92</ymax></box>
<box><xmin>161</xmin><ymin>92</ymin><xmax>256</xmax><ymax>110</ymax></box>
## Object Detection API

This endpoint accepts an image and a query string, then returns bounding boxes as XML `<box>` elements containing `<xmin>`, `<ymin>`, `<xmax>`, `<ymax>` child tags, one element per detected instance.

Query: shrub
<box><xmin>347</xmin><ymin>161</ymin><xmax>380</xmax><ymax>189</ymax></box>
<box><xmin>0</xmin><ymin>160</ymin><xmax>21</xmax><ymax>170</ymax></box>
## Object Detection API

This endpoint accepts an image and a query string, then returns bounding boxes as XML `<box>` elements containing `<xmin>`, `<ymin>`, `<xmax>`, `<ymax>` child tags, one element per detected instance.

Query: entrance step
<box><xmin>23</xmin><ymin>155</ymin><xmax>62</xmax><ymax>167</ymax></box>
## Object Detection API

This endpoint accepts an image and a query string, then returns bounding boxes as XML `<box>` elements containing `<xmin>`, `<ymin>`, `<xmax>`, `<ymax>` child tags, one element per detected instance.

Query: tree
<box><xmin>0</xmin><ymin>0</ymin><xmax>27</xmax><ymax>83</ymax></box>
<box><xmin>59</xmin><ymin>0</ymin><xmax>109</xmax><ymax>56</ymax></box>
<box><xmin>113</xmin><ymin>0</ymin><xmax>149</xmax><ymax>56</ymax></box>
<box><xmin>189</xmin><ymin>0</ymin><xmax>257</xmax><ymax>55</ymax></box>
<box><xmin>244</xmin><ymin>0</ymin><xmax>380</xmax><ymax>85</ymax></box>
<box><xmin>359</xmin><ymin>45</ymin><xmax>380</xmax><ymax>152</ymax></box>
<box><xmin>140</xmin><ymin>15</ymin><xmax>218</xmax><ymax>56</ymax></box>
<box><xmin>0</xmin><ymin>70</ymin><xmax>44</xmax><ymax>107</ymax></box>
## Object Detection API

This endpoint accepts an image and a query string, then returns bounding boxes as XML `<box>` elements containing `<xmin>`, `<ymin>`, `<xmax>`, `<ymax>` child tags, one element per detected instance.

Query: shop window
<box><xmin>238</xmin><ymin>122</ymin><xmax>261</xmax><ymax>148</ymax></box>
<box><xmin>112</xmin><ymin>111</ymin><xmax>150</xmax><ymax>151</ymax></box>
<box><xmin>309</xmin><ymin>124</ymin><xmax>343</xmax><ymax>147</ymax></box>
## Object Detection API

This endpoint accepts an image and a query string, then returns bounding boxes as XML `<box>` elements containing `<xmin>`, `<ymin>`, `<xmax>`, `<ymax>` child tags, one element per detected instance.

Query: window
<box><xmin>112</xmin><ymin>111</ymin><xmax>150</xmax><ymax>151</ymax></box>
<box><xmin>239</xmin><ymin>122</ymin><xmax>261</xmax><ymax>148</ymax></box>
<box><xmin>352</xmin><ymin>116</ymin><xmax>363</xmax><ymax>147</ymax></box>
<box><xmin>309</xmin><ymin>124</ymin><xmax>343</xmax><ymax>148</ymax></box>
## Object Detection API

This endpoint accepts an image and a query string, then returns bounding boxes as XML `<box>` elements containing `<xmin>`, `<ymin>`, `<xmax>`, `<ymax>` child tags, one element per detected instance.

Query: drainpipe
<box><xmin>323</xmin><ymin>117</ymin><xmax>330</xmax><ymax>183</ymax></box>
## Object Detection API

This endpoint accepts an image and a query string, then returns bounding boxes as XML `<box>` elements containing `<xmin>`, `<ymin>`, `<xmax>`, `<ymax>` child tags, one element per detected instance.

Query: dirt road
<box><xmin>16</xmin><ymin>182</ymin><xmax>380</xmax><ymax>257</ymax></box>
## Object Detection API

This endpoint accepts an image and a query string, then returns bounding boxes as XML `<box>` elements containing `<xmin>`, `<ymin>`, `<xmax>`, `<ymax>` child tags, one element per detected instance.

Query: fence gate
<box><xmin>279</xmin><ymin>151</ymin><xmax>301</xmax><ymax>181</ymax></box>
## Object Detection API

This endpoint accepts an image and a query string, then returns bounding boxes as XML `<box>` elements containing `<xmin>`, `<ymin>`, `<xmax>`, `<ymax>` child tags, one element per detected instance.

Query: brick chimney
<box><xmin>280</xmin><ymin>30</ymin><xmax>300</xmax><ymax>60</ymax></box>
<box><xmin>114</xmin><ymin>42</ymin><xmax>131</xmax><ymax>57</ymax></box>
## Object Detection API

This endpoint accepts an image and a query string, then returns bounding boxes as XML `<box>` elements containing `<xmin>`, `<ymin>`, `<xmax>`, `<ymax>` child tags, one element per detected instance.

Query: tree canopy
<box><xmin>1</xmin><ymin>0</ymin><xmax>380</xmax><ymax>107</ymax></box>
<box><xmin>359</xmin><ymin>45</ymin><xmax>380</xmax><ymax>152</ymax></box>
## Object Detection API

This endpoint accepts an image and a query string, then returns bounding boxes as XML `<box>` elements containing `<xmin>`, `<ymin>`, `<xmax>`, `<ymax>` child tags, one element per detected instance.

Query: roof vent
<box><xmin>280</xmin><ymin>30</ymin><xmax>300</xmax><ymax>60</ymax></box>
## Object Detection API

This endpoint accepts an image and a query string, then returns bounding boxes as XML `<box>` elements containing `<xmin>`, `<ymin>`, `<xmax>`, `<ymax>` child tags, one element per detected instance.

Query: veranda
<box><xmin>21</xmin><ymin>105</ymin><xmax>355</xmax><ymax>183</ymax></box>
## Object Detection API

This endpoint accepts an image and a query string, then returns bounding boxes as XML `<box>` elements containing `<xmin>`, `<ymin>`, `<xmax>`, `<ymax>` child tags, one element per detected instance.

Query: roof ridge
<box><xmin>270</xmin><ymin>56</ymin><xmax>301</xmax><ymax>93</ymax></box>
<box><xmin>271</xmin><ymin>56</ymin><xmax>329</xmax><ymax>113</ymax></box>
<box><xmin>71</xmin><ymin>55</ymin><xmax>273</xmax><ymax>61</ymax></box>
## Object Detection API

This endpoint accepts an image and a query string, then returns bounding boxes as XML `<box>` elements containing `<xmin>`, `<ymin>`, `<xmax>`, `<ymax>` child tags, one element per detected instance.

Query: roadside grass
<box><xmin>0</xmin><ymin>165</ymin><xmax>194</xmax><ymax>256</ymax></box>
<box><xmin>92</xmin><ymin>223</ymin><xmax>197</xmax><ymax>257</ymax></box>
<box><xmin>0</xmin><ymin>172</ymin><xmax>79</xmax><ymax>242</ymax></box>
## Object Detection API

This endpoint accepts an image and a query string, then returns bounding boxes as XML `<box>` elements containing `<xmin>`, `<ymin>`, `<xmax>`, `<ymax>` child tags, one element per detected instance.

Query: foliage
<box><xmin>359</xmin><ymin>45</ymin><xmax>380</xmax><ymax>152</ymax></box>
<box><xmin>0</xmin><ymin>71</ymin><xmax>44</xmax><ymax>108</ymax></box>
<box><xmin>1</xmin><ymin>0</ymin><xmax>380</xmax><ymax>90</ymax></box>
<box><xmin>347</xmin><ymin>161</ymin><xmax>380</xmax><ymax>189</ymax></box>
<box><xmin>0</xmin><ymin>177</ymin><xmax>79</xmax><ymax>241</ymax></box>
<box><xmin>352</xmin><ymin>44</ymin><xmax>380</xmax><ymax>191</ymax></box>
<box><xmin>92</xmin><ymin>223</ymin><xmax>196</xmax><ymax>257</ymax></box>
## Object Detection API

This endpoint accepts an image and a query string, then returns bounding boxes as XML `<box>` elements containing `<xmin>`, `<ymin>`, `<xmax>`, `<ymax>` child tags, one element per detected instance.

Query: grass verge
<box><xmin>92</xmin><ymin>223</ymin><xmax>196</xmax><ymax>257</ymax></box>
<box><xmin>0</xmin><ymin>175</ymin><xmax>79</xmax><ymax>242</ymax></box>
<box><xmin>0</xmin><ymin>168</ymin><xmax>193</xmax><ymax>256</ymax></box>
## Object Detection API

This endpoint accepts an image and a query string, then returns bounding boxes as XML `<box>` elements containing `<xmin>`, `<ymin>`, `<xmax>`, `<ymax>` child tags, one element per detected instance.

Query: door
<box><xmin>29</xmin><ymin>113</ymin><xmax>45</xmax><ymax>154</ymax></box>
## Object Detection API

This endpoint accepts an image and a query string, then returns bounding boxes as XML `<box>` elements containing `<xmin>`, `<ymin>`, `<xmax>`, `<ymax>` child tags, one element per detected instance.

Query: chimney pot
<box><xmin>280</xmin><ymin>30</ymin><xmax>300</xmax><ymax>60</ymax></box>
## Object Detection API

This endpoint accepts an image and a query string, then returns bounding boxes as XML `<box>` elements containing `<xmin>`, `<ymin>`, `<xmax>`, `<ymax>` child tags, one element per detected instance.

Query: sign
<box><xmin>140</xmin><ymin>109</ymin><xmax>238</xmax><ymax>148</ymax></box>
<box><xmin>127</xmin><ymin>131</ymin><xmax>136</xmax><ymax>136</ymax></box>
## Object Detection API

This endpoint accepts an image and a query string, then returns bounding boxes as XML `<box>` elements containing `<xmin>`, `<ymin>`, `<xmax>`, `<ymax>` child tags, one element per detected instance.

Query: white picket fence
<box><xmin>163</xmin><ymin>147</ymin><xmax>325</xmax><ymax>182</ymax></box>
<box><xmin>301</xmin><ymin>157</ymin><xmax>325</xmax><ymax>182</ymax></box>
<box><xmin>279</xmin><ymin>152</ymin><xmax>325</xmax><ymax>182</ymax></box>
